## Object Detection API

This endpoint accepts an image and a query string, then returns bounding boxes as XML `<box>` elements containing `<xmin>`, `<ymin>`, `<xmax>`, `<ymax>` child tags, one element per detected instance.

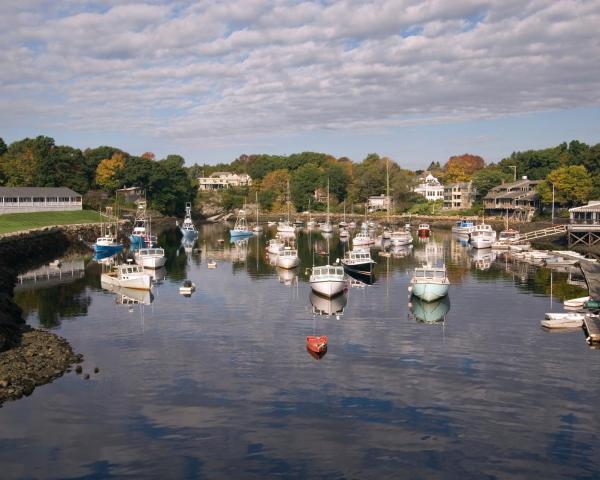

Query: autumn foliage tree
<box><xmin>443</xmin><ymin>154</ymin><xmax>485</xmax><ymax>183</ymax></box>
<box><xmin>96</xmin><ymin>152</ymin><xmax>126</xmax><ymax>191</ymax></box>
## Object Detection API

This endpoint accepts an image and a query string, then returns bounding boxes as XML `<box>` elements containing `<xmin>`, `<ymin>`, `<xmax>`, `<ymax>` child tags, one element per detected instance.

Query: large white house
<box><xmin>0</xmin><ymin>187</ymin><xmax>82</xmax><ymax>214</ymax></box>
<box><xmin>413</xmin><ymin>173</ymin><xmax>444</xmax><ymax>201</ymax></box>
<box><xmin>197</xmin><ymin>172</ymin><xmax>252</xmax><ymax>190</ymax></box>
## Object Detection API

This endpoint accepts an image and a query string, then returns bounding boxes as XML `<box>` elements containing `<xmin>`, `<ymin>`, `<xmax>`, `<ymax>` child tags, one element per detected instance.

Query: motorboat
<box><xmin>230</xmin><ymin>208</ymin><xmax>253</xmax><ymax>238</ymax></box>
<box><xmin>418</xmin><ymin>224</ymin><xmax>430</xmax><ymax>237</ymax></box>
<box><xmin>177</xmin><ymin>202</ymin><xmax>198</xmax><ymax>238</ymax></box>
<box><xmin>306</xmin><ymin>336</ymin><xmax>328</xmax><ymax>354</ymax></box>
<box><xmin>452</xmin><ymin>219</ymin><xmax>475</xmax><ymax>236</ymax></box>
<box><xmin>353</xmin><ymin>223</ymin><xmax>374</xmax><ymax>246</ymax></box>
<box><xmin>409</xmin><ymin>295</ymin><xmax>450</xmax><ymax>323</ymax></box>
<box><xmin>134</xmin><ymin>247</ymin><xmax>166</xmax><ymax>269</ymax></box>
<box><xmin>541</xmin><ymin>312</ymin><xmax>585</xmax><ymax>329</ymax></box>
<box><xmin>179</xmin><ymin>280</ymin><xmax>196</xmax><ymax>296</ymax></box>
<box><xmin>390</xmin><ymin>229</ymin><xmax>412</xmax><ymax>247</ymax></box>
<box><xmin>266</xmin><ymin>237</ymin><xmax>284</xmax><ymax>254</ymax></box>
<box><xmin>130</xmin><ymin>200</ymin><xmax>157</xmax><ymax>248</ymax></box>
<box><xmin>101</xmin><ymin>281</ymin><xmax>153</xmax><ymax>305</ymax></box>
<box><xmin>309</xmin><ymin>264</ymin><xmax>347</xmax><ymax>298</ymax></box>
<box><xmin>94</xmin><ymin>206</ymin><xmax>123</xmax><ymax>255</ymax></box>
<box><xmin>310</xmin><ymin>290</ymin><xmax>347</xmax><ymax>317</ymax></box>
<box><xmin>341</xmin><ymin>248</ymin><xmax>376</xmax><ymax>275</ymax></box>
<box><xmin>101</xmin><ymin>262</ymin><xmax>152</xmax><ymax>290</ymax></box>
<box><xmin>408</xmin><ymin>264</ymin><xmax>450</xmax><ymax>302</ymax></box>
<box><xmin>276</xmin><ymin>245</ymin><xmax>300</xmax><ymax>269</ymax></box>
<box><xmin>470</xmin><ymin>223</ymin><xmax>497</xmax><ymax>249</ymax></box>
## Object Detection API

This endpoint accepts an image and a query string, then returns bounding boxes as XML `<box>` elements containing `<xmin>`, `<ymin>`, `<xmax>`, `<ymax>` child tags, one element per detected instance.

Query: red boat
<box><xmin>306</xmin><ymin>335</ymin><xmax>328</xmax><ymax>354</ymax></box>
<box><xmin>306</xmin><ymin>347</ymin><xmax>327</xmax><ymax>360</ymax></box>
<box><xmin>417</xmin><ymin>223</ymin><xmax>430</xmax><ymax>237</ymax></box>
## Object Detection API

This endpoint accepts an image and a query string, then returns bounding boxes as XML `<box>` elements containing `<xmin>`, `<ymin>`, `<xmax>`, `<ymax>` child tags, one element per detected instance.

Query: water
<box><xmin>2</xmin><ymin>225</ymin><xmax>600</xmax><ymax>479</ymax></box>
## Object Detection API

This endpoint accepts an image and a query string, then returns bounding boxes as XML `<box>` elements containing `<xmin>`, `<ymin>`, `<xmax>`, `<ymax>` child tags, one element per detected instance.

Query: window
<box><xmin>33</xmin><ymin>197</ymin><xmax>45</xmax><ymax>203</ymax></box>
<box><xmin>19</xmin><ymin>197</ymin><xmax>32</xmax><ymax>203</ymax></box>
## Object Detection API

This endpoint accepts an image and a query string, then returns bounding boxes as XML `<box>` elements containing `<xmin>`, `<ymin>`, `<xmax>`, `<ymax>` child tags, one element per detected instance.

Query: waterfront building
<box><xmin>443</xmin><ymin>182</ymin><xmax>476</xmax><ymax>210</ymax></box>
<box><xmin>198</xmin><ymin>172</ymin><xmax>252</xmax><ymax>190</ymax></box>
<box><xmin>368</xmin><ymin>195</ymin><xmax>391</xmax><ymax>212</ymax></box>
<box><xmin>413</xmin><ymin>172</ymin><xmax>444</xmax><ymax>201</ymax></box>
<box><xmin>0</xmin><ymin>187</ymin><xmax>82</xmax><ymax>214</ymax></box>
<box><xmin>483</xmin><ymin>177</ymin><xmax>540</xmax><ymax>220</ymax></box>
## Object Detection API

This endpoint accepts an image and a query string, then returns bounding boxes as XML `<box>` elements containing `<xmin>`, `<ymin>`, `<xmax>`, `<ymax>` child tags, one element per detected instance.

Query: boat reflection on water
<box><xmin>277</xmin><ymin>267</ymin><xmax>298</xmax><ymax>286</ymax></box>
<box><xmin>310</xmin><ymin>291</ymin><xmax>347</xmax><ymax>318</ymax></box>
<box><xmin>145</xmin><ymin>266</ymin><xmax>166</xmax><ymax>283</ymax></box>
<box><xmin>409</xmin><ymin>295</ymin><xmax>450</xmax><ymax>323</ymax></box>
<box><xmin>469</xmin><ymin>248</ymin><xmax>497</xmax><ymax>271</ymax></box>
<box><xmin>267</xmin><ymin>252</ymin><xmax>278</xmax><ymax>266</ymax></box>
<box><xmin>390</xmin><ymin>244</ymin><xmax>412</xmax><ymax>258</ymax></box>
<box><xmin>101</xmin><ymin>281</ymin><xmax>154</xmax><ymax>306</ymax></box>
<box><xmin>93</xmin><ymin>250</ymin><xmax>119</xmax><ymax>265</ymax></box>
<box><xmin>179</xmin><ymin>237</ymin><xmax>196</xmax><ymax>255</ymax></box>
<box><xmin>346</xmin><ymin>269</ymin><xmax>375</xmax><ymax>286</ymax></box>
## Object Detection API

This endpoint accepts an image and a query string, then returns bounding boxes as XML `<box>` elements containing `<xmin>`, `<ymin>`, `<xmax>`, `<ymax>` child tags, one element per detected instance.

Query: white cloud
<box><xmin>1</xmin><ymin>0</ymin><xmax>599</xmax><ymax>150</ymax></box>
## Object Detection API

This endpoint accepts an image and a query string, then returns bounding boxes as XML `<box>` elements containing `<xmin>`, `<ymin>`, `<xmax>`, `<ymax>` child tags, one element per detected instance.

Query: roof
<box><xmin>569</xmin><ymin>201</ymin><xmax>600</xmax><ymax>213</ymax></box>
<box><xmin>484</xmin><ymin>190</ymin><xmax>539</xmax><ymax>200</ymax></box>
<box><xmin>486</xmin><ymin>179</ymin><xmax>540</xmax><ymax>196</ymax></box>
<box><xmin>445</xmin><ymin>182</ymin><xmax>472</xmax><ymax>189</ymax></box>
<box><xmin>0</xmin><ymin>187</ymin><xmax>81</xmax><ymax>197</ymax></box>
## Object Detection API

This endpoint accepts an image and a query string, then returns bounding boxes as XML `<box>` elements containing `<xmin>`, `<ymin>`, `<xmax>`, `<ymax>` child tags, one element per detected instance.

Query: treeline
<box><xmin>0</xmin><ymin>136</ymin><xmax>195</xmax><ymax>216</ymax></box>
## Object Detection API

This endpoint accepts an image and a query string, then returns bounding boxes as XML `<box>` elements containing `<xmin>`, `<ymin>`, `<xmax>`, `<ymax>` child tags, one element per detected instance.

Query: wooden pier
<box><xmin>583</xmin><ymin>315</ymin><xmax>600</xmax><ymax>343</ymax></box>
<box><xmin>515</xmin><ymin>225</ymin><xmax>566</xmax><ymax>243</ymax></box>
<box><xmin>567</xmin><ymin>224</ymin><xmax>600</xmax><ymax>247</ymax></box>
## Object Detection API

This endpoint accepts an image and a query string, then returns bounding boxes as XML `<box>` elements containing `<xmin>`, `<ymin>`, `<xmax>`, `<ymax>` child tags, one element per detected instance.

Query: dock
<box><xmin>583</xmin><ymin>315</ymin><xmax>600</xmax><ymax>343</ymax></box>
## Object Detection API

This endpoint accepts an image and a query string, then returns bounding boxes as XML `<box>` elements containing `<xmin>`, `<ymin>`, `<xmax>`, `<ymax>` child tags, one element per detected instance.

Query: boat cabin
<box><xmin>412</xmin><ymin>267</ymin><xmax>448</xmax><ymax>282</ymax></box>
<box><xmin>137</xmin><ymin>248</ymin><xmax>164</xmax><ymax>256</ymax></box>
<box><xmin>311</xmin><ymin>266</ymin><xmax>344</xmax><ymax>278</ymax></box>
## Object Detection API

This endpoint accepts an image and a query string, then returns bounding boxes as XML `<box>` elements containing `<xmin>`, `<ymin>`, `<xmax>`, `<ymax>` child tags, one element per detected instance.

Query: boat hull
<box><xmin>310</xmin><ymin>279</ymin><xmax>346</xmax><ymax>298</ymax></box>
<box><xmin>341</xmin><ymin>260</ymin><xmax>374</xmax><ymax>275</ymax></box>
<box><xmin>409</xmin><ymin>282</ymin><xmax>449</xmax><ymax>302</ymax></box>
<box><xmin>471</xmin><ymin>237</ymin><xmax>494</xmax><ymax>249</ymax></box>
<box><xmin>306</xmin><ymin>336</ymin><xmax>328</xmax><ymax>353</ymax></box>
<box><xmin>229</xmin><ymin>229</ymin><xmax>253</xmax><ymax>238</ymax></box>
<box><xmin>134</xmin><ymin>255</ymin><xmax>166</xmax><ymax>269</ymax></box>
<box><xmin>180</xmin><ymin>228</ymin><xmax>198</xmax><ymax>239</ymax></box>
<box><xmin>100</xmin><ymin>273</ymin><xmax>152</xmax><ymax>290</ymax></box>
<box><xmin>277</xmin><ymin>256</ymin><xmax>300</xmax><ymax>269</ymax></box>
<box><xmin>93</xmin><ymin>243</ymin><xmax>123</xmax><ymax>254</ymax></box>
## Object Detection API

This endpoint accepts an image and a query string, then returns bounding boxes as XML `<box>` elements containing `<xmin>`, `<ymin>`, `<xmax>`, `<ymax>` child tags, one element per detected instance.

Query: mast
<box><xmin>327</xmin><ymin>178</ymin><xmax>330</xmax><ymax>224</ymax></box>
<box><xmin>256</xmin><ymin>191</ymin><xmax>259</xmax><ymax>225</ymax></box>
<box><xmin>386</xmin><ymin>157</ymin><xmax>390</xmax><ymax>226</ymax></box>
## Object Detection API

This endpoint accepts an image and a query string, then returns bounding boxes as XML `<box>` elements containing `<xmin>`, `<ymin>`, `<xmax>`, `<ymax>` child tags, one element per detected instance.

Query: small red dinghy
<box><xmin>306</xmin><ymin>335</ymin><xmax>328</xmax><ymax>354</ymax></box>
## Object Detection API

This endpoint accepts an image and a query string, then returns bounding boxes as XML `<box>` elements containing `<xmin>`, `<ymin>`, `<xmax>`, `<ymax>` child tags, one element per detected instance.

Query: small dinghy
<box><xmin>207</xmin><ymin>259</ymin><xmax>217</xmax><ymax>269</ymax></box>
<box><xmin>306</xmin><ymin>336</ymin><xmax>328</xmax><ymax>354</ymax></box>
<box><xmin>541</xmin><ymin>313</ymin><xmax>585</xmax><ymax>329</ymax></box>
<box><xmin>179</xmin><ymin>280</ymin><xmax>196</xmax><ymax>296</ymax></box>
<box><xmin>564</xmin><ymin>296</ymin><xmax>590</xmax><ymax>309</ymax></box>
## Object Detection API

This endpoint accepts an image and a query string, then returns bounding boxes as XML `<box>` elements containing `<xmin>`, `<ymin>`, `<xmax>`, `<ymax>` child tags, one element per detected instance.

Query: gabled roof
<box><xmin>0</xmin><ymin>187</ymin><xmax>81</xmax><ymax>197</ymax></box>
<box><xmin>569</xmin><ymin>201</ymin><xmax>600</xmax><ymax>213</ymax></box>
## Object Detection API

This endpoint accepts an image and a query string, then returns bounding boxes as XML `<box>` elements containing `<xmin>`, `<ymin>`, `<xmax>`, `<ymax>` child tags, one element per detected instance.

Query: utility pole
<box><xmin>509</xmin><ymin>165</ymin><xmax>517</xmax><ymax>182</ymax></box>
<box><xmin>551</xmin><ymin>184</ymin><xmax>555</xmax><ymax>225</ymax></box>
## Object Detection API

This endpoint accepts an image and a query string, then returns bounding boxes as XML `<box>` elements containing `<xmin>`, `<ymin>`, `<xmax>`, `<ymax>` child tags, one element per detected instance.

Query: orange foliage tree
<box><xmin>96</xmin><ymin>152</ymin><xmax>126</xmax><ymax>190</ymax></box>
<box><xmin>444</xmin><ymin>154</ymin><xmax>485</xmax><ymax>183</ymax></box>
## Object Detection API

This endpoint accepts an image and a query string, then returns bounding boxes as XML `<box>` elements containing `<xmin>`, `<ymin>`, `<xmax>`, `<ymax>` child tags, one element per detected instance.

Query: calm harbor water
<box><xmin>2</xmin><ymin>225</ymin><xmax>600</xmax><ymax>479</ymax></box>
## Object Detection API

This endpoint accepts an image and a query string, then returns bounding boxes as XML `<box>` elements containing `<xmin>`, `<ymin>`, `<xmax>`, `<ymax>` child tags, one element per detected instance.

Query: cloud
<box><xmin>1</xmin><ymin>0</ymin><xmax>599</xmax><ymax>151</ymax></box>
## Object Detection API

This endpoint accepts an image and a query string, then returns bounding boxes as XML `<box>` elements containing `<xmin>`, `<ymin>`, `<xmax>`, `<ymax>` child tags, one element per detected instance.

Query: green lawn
<box><xmin>0</xmin><ymin>210</ymin><xmax>103</xmax><ymax>234</ymax></box>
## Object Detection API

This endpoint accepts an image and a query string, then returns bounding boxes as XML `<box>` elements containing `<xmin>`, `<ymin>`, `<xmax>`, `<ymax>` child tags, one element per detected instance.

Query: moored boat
<box><xmin>177</xmin><ymin>202</ymin><xmax>198</xmax><ymax>238</ymax></box>
<box><xmin>390</xmin><ymin>229</ymin><xmax>412</xmax><ymax>246</ymax></box>
<box><xmin>276</xmin><ymin>245</ymin><xmax>300</xmax><ymax>269</ymax></box>
<box><xmin>101</xmin><ymin>262</ymin><xmax>152</xmax><ymax>290</ymax></box>
<box><xmin>408</xmin><ymin>264</ymin><xmax>450</xmax><ymax>302</ymax></box>
<box><xmin>134</xmin><ymin>247</ymin><xmax>166</xmax><ymax>269</ymax></box>
<box><xmin>341</xmin><ymin>248</ymin><xmax>376</xmax><ymax>275</ymax></box>
<box><xmin>452</xmin><ymin>219</ymin><xmax>475</xmax><ymax>236</ymax></box>
<box><xmin>230</xmin><ymin>208</ymin><xmax>253</xmax><ymax>237</ymax></box>
<box><xmin>306</xmin><ymin>335</ymin><xmax>328</xmax><ymax>354</ymax></box>
<box><xmin>309</xmin><ymin>264</ymin><xmax>346</xmax><ymax>297</ymax></box>
<box><xmin>179</xmin><ymin>280</ymin><xmax>196</xmax><ymax>296</ymax></box>
<box><xmin>541</xmin><ymin>313</ymin><xmax>585</xmax><ymax>329</ymax></box>
<box><xmin>470</xmin><ymin>223</ymin><xmax>497</xmax><ymax>249</ymax></box>
<box><xmin>418</xmin><ymin>224</ymin><xmax>430</xmax><ymax>237</ymax></box>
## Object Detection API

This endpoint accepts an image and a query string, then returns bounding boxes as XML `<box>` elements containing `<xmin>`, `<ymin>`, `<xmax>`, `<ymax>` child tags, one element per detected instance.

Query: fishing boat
<box><xmin>177</xmin><ymin>202</ymin><xmax>198</xmax><ymax>238</ymax></box>
<box><xmin>320</xmin><ymin>179</ymin><xmax>334</xmax><ymax>233</ymax></box>
<box><xmin>470</xmin><ymin>223</ymin><xmax>497</xmax><ymax>249</ymax></box>
<box><xmin>341</xmin><ymin>248</ymin><xmax>376</xmax><ymax>275</ymax></box>
<box><xmin>94</xmin><ymin>207</ymin><xmax>123</xmax><ymax>255</ymax></box>
<box><xmin>179</xmin><ymin>280</ymin><xmax>196</xmax><ymax>296</ymax></box>
<box><xmin>408</xmin><ymin>264</ymin><xmax>450</xmax><ymax>302</ymax></box>
<box><xmin>130</xmin><ymin>200</ymin><xmax>157</xmax><ymax>248</ymax></box>
<box><xmin>353</xmin><ymin>223</ymin><xmax>374</xmax><ymax>246</ymax></box>
<box><xmin>541</xmin><ymin>312</ymin><xmax>585</xmax><ymax>329</ymax></box>
<box><xmin>101</xmin><ymin>262</ymin><xmax>152</xmax><ymax>290</ymax></box>
<box><xmin>451</xmin><ymin>219</ymin><xmax>475</xmax><ymax>236</ymax></box>
<box><xmin>418</xmin><ymin>224</ymin><xmax>430</xmax><ymax>237</ymax></box>
<box><xmin>266</xmin><ymin>237</ymin><xmax>284</xmax><ymax>254</ymax></box>
<box><xmin>309</xmin><ymin>264</ymin><xmax>346</xmax><ymax>297</ymax></box>
<box><xmin>276</xmin><ymin>245</ymin><xmax>300</xmax><ymax>269</ymax></box>
<box><xmin>252</xmin><ymin>192</ymin><xmax>263</xmax><ymax>233</ymax></box>
<box><xmin>306</xmin><ymin>335</ymin><xmax>328</xmax><ymax>354</ymax></box>
<box><xmin>390</xmin><ymin>229</ymin><xmax>412</xmax><ymax>246</ymax></box>
<box><xmin>230</xmin><ymin>208</ymin><xmax>253</xmax><ymax>238</ymax></box>
<box><xmin>134</xmin><ymin>247</ymin><xmax>166</xmax><ymax>269</ymax></box>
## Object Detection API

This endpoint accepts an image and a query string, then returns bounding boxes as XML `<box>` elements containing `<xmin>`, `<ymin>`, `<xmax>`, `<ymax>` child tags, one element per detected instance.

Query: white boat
<box><xmin>452</xmin><ymin>219</ymin><xmax>475</xmax><ymax>236</ymax></box>
<box><xmin>339</xmin><ymin>228</ymin><xmax>350</xmax><ymax>239</ymax></box>
<box><xmin>207</xmin><ymin>259</ymin><xmax>217</xmax><ymax>269</ymax></box>
<box><xmin>267</xmin><ymin>237</ymin><xmax>284</xmax><ymax>254</ymax></box>
<box><xmin>101</xmin><ymin>281</ymin><xmax>153</xmax><ymax>305</ymax></box>
<box><xmin>230</xmin><ymin>208</ymin><xmax>253</xmax><ymax>237</ymax></box>
<box><xmin>309</xmin><ymin>264</ymin><xmax>347</xmax><ymax>298</ymax></box>
<box><xmin>267</xmin><ymin>221</ymin><xmax>277</xmax><ymax>227</ymax></box>
<box><xmin>101</xmin><ymin>263</ymin><xmax>152</xmax><ymax>290</ymax></box>
<box><xmin>179</xmin><ymin>280</ymin><xmax>196</xmax><ymax>296</ymax></box>
<box><xmin>276</xmin><ymin>246</ymin><xmax>300</xmax><ymax>269</ymax></box>
<box><xmin>408</xmin><ymin>265</ymin><xmax>450</xmax><ymax>302</ymax></box>
<box><xmin>390</xmin><ymin>229</ymin><xmax>412</xmax><ymax>246</ymax></box>
<box><xmin>177</xmin><ymin>202</ymin><xmax>198</xmax><ymax>238</ymax></box>
<box><xmin>353</xmin><ymin>223</ymin><xmax>374</xmax><ymax>246</ymax></box>
<box><xmin>278</xmin><ymin>182</ymin><xmax>296</xmax><ymax>234</ymax></box>
<box><xmin>341</xmin><ymin>248</ymin><xmax>376</xmax><ymax>275</ymax></box>
<box><xmin>134</xmin><ymin>247</ymin><xmax>166</xmax><ymax>269</ymax></box>
<box><xmin>541</xmin><ymin>313</ymin><xmax>585</xmax><ymax>329</ymax></box>
<box><xmin>564</xmin><ymin>296</ymin><xmax>591</xmax><ymax>309</ymax></box>
<box><xmin>418</xmin><ymin>224</ymin><xmax>430</xmax><ymax>236</ymax></box>
<box><xmin>470</xmin><ymin>223</ymin><xmax>497</xmax><ymax>249</ymax></box>
<box><xmin>320</xmin><ymin>178</ymin><xmax>334</xmax><ymax>233</ymax></box>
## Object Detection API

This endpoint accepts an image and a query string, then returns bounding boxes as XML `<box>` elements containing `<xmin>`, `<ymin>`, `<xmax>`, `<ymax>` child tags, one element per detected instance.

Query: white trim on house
<box><xmin>198</xmin><ymin>172</ymin><xmax>252</xmax><ymax>190</ymax></box>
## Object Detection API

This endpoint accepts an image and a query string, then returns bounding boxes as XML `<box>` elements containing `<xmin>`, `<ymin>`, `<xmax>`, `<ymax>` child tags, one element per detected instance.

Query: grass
<box><xmin>0</xmin><ymin>210</ymin><xmax>103</xmax><ymax>234</ymax></box>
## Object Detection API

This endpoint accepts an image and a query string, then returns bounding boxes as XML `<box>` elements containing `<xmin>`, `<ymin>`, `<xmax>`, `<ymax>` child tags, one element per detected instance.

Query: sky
<box><xmin>1</xmin><ymin>0</ymin><xmax>600</xmax><ymax>169</ymax></box>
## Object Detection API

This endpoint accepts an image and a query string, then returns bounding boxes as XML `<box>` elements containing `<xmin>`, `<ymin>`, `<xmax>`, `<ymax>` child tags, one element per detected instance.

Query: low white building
<box><xmin>198</xmin><ymin>172</ymin><xmax>252</xmax><ymax>190</ymax></box>
<box><xmin>414</xmin><ymin>173</ymin><xmax>444</xmax><ymax>201</ymax></box>
<box><xmin>368</xmin><ymin>195</ymin><xmax>391</xmax><ymax>212</ymax></box>
<box><xmin>0</xmin><ymin>187</ymin><xmax>83</xmax><ymax>214</ymax></box>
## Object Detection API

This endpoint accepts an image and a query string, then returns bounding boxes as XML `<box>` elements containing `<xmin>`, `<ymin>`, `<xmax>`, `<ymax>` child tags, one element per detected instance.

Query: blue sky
<box><xmin>1</xmin><ymin>1</ymin><xmax>599</xmax><ymax>169</ymax></box>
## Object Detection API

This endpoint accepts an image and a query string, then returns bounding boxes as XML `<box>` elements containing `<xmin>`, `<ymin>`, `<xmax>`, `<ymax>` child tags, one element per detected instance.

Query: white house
<box><xmin>197</xmin><ymin>172</ymin><xmax>252</xmax><ymax>190</ymax></box>
<box><xmin>0</xmin><ymin>187</ymin><xmax>83</xmax><ymax>214</ymax></box>
<box><xmin>368</xmin><ymin>195</ymin><xmax>391</xmax><ymax>212</ymax></box>
<box><xmin>413</xmin><ymin>173</ymin><xmax>444</xmax><ymax>201</ymax></box>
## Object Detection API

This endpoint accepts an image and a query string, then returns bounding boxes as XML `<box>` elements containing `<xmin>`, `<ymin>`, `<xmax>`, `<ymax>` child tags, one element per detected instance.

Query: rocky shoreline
<box><xmin>0</xmin><ymin>228</ymin><xmax>86</xmax><ymax>407</ymax></box>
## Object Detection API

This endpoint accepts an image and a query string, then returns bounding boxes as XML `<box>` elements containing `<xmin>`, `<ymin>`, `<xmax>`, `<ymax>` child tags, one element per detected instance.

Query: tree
<box><xmin>472</xmin><ymin>167</ymin><xmax>511</xmax><ymax>199</ymax></box>
<box><xmin>96</xmin><ymin>153</ymin><xmax>126</xmax><ymax>191</ymax></box>
<box><xmin>537</xmin><ymin>165</ymin><xmax>593</xmax><ymax>206</ymax></box>
<box><xmin>290</xmin><ymin>163</ymin><xmax>323</xmax><ymax>211</ymax></box>
<box><xmin>444</xmin><ymin>154</ymin><xmax>485</xmax><ymax>183</ymax></box>
<box><xmin>83</xmin><ymin>146</ymin><xmax>124</xmax><ymax>188</ymax></box>
<box><xmin>0</xmin><ymin>137</ymin><xmax>6</xmax><ymax>156</ymax></box>
<box><xmin>141</xmin><ymin>152</ymin><xmax>156</xmax><ymax>160</ymax></box>
<box><xmin>323</xmin><ymin>161</ymin><xmax>349</xmax><ymax>203</ymax></box>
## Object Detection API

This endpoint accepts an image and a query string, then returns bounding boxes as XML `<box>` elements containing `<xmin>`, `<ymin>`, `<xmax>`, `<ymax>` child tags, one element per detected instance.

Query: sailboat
<box><xmin>339</xmin><ymin>201</ymin><xmax>348</xmax><ymax>228</ymax></box>
<box><xmin>230</xmin><ymin>206</ymin><xmax>253</xmax><ymax>238</ymax></box>
<box><xmin>94</xmin><ymin>206</ymin><xmax>123</xmax><ymax>255</ymax></box>
<box><xmin>320</xmin><ymin>179</ymin><xmax>333</xmax><ymax>233</ymax></box>
<box><xmin>353</xmin><ymin>206</ymin><xmax>374</xmax><ymax>246</ymax></box>
<box><xmin>277</xmin><ymin>181</ymin><xmax>295</xmax><ymax>234</ymax></box>
<box><xmin>253</xmin><ymin>192</ymin><xmax>263</xmax><ymax>233</ymax></box>
<box><xmin>177</xmin><ymin>202</ymin><xmax>198</xmax><ymax>238</ymax></box>
<box><xmin>383</xmin><ymin>158</ymin><xmax>391</xmax><ymax>240</ymax></box>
